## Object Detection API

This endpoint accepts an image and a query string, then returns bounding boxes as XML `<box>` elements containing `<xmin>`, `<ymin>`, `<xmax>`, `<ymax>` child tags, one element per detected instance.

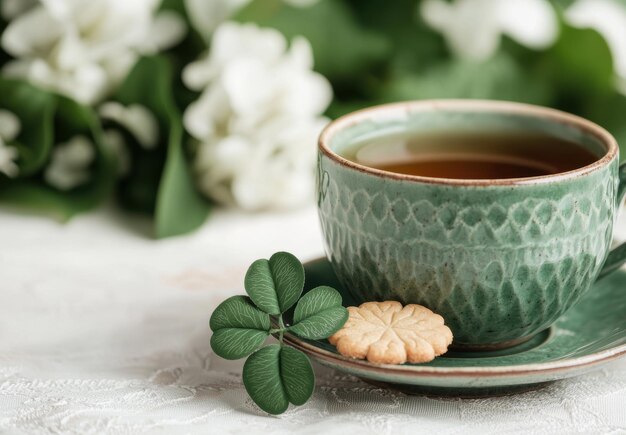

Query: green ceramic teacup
<box><xmin>317</xmin><ymin>100</ymin><xmax>626</xmax><ymax>349</ymax></box>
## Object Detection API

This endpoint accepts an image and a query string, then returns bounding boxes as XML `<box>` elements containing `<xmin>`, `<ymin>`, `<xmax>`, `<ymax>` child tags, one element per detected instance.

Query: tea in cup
<box><xmin>317</xmin><ymin>100</ymin><xmax>626</xmax><ymax>349</ymax></box>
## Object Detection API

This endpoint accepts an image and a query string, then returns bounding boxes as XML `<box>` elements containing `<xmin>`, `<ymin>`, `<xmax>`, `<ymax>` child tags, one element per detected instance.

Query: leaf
<box><xmin>552</xmin><ymin>0</ymin><xmax>576</xmax><ymax>7</ymax></box>
<box><xmin>0</xmin><ymin>78</ymin><xmax>56</xmax><ymax>176</ymax></box>
<box><xmin>234</xmin><ymin>0</ymin><xmax>389</xmax><ymax>84</ymax></box>
<box><xmin>540</xmin><ymin>22</ymin><xmax>614</xmax><ymax>98</ymax></box>
<box><xmin>289</xmin><ymin>286</ymin><xmax>348</xmax><ymax>340</ymax></box>
<box><xmin>244</xmin><ymin>252</ymin><xmax>305</xmax><ymax>315</ymax></box>
<box><xmin>159</xmin><ymin>0</ymin><xmax>207</xmax><ymax>110</ymax></box>
<box><xmin>292</xmin><ymin>286</ymin><xmax>343</xmax><ymax>323</ymax></box>
<box><xmin>584</xmin><ymin>93</ymin><xmax>626</xmax><ymax>161</ymax></box>
<box><xmin>243</xmin><ymin>344</ymin><xmax>289</xmax><ymax>415</ymax></box>
<box><xmin>209</xmin><ymin>296</ymin><xmax>270</xmax><ymax>360</ymax></box>
<box><xmin>210</xmin><ymin>295</ymin><xmax>270</xmax><ymax>331</ymax></box>
<box><xmin>243</xmin><ymin>344</ymin><xmax>315</xmax><ymax>414</ymax></box>
<box><xmin>244</xmin><ymin>260</ymin><xmax>278</xmax><ymax>314</ymax></box>
<box><xmin>279</xmin><ymin>346</ymin><xmax>314</xmax><ymax>406</ymax></box>
<box><xmin>0</xmin><ymin>96</ymin><xmax>115</xmax><ymax>221</ymax></box>
<box><xmin>347</xmin><ymin>0</ymin><xmax>447</xmax><ymax>75</ymax></box>
<box><xmin>380</xmin><ymin>53</ymin><xmax>553</xmax><ymax>105</ymax></box>
<box><xmin>159</xmin><ymin>0</ymin><xmax>187</xmax><ymax>16</ymax></box>
<box><xmin>211</xmin><ymin>328</ymin><xmax>269</xmax><ymax>360</ymax></box>
<box><xmin>113</xmin><ymin>55</ymin><xmax>210</xmax><ymax>238</ymax></box>
<box><xmin>155</xmin><ymin>117</ymin><xmax>209</xmax><ymax>238</ymax></box>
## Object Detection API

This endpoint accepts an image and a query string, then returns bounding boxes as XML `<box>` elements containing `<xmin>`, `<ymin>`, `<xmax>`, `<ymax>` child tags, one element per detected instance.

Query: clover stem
<box><xmin>278</xmin><ymin>315</ymin><xmax>286</xmax><ymax>345</ymax></box>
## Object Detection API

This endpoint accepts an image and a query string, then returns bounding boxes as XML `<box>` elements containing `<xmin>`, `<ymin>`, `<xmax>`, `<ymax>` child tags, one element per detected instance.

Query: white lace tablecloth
<box><xmin>1</xmin><ymin>204</ymin><xmax>625</xmax><ymax>435</ymax></box>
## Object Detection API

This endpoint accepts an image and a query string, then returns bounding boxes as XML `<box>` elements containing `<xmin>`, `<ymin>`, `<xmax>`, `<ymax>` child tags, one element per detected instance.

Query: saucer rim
<box><xmin>296</xmin><ymin>257</ymin><xmax>626</xmax><ymax>379</ymax></box>
<box><xmin>282</xmin><ymin>329</ymin><xmax>626</xmax><ymax>379</ymax></box>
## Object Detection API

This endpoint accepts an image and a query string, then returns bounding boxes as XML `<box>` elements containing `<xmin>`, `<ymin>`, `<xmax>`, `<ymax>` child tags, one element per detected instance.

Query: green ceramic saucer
<box><xmin>283</xmin><ymin>258</ymin><xmax>626</xmax><ymax>397</ymax></box>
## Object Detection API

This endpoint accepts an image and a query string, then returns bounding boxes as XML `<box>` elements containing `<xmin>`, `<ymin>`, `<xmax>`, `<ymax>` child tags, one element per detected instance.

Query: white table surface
<box><xmin>1</xmin><ymin>204</ymin><xmax>625</xmax><ymax>435</ymax></box>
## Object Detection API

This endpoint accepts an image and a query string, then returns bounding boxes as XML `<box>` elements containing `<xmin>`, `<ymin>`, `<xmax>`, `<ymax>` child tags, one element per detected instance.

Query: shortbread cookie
<box><xmin>328</xmin><ymin>301</ymin><xmax>453</xmax><ymax>364</ymax></box>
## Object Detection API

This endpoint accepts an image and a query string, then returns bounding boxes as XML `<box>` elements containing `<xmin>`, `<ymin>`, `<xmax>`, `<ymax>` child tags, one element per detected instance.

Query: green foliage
<box><xmin>527</xmin><ymin>19</ymin><xmax>624</xmax><ymax>158</ymax></box>
<box><xmin>211</xmin><ymin>328</ymin><xmax>270</xmax><ymax>360</ymax></box>
<box><xmin>0</xmin><ymin>79</ymin><xmax>55</xmax><ymax>176</ymax></box>
<box><xmin>210</xmin><ymin>296</ymin><xmax>271</xmax><ymax>359</ymax></box>
<box><xmin>234</xmin><ymin>0</ymin><xmax>389</xmax><ymax>86</ymax></box>
<box><xmin>0</xmin><ymin>87</ymin><xmax>115</xmax><ymax>220</ymax></box>
<box><xmin>279</xmin><ymin>346</ymin><xmax>315</xmax><ymax>406</ymax></box>
<box><xmin>245</xmin><ymin>252</ymin><xmax>305</xmax><ymax>315</ymax></box>
<box><xmin>158</xmin><ymin>0</ymin><xmax>207</xmax><ymax>109</ymax></box>
<box><xmin>539</xmin><ymin>22</ymin><xmax>614</xmax><ymax>100</ymax></box>
<box><xmin>210</xmin><ymin>251</ymin><xmax>347</xmax><ymax>414</ymax></box>
<box><xmin>380</xmin><ymin>53</ymin><xmax>553</xmax><ymax>105</ymax></box>
<box><xmin>112</xmin><ymin>56</ymin><xmax>210</xmax><ymax>238</ymax></box>
<box><xmin>290</xmin><ymin>286</ymin><xmax>349</xmax><ymax>339</ymax></box>
<box><xmin>0</xmin><ymin>56</ymin><xmax>211</xmax><ymax>231</ymax></box>
<box><xmin>347</xmin><ymin>0</ymin><xmax>448</xmax><ymax>75</ymax></box>
<box><xmin>585</xmin><ymin>93</ymin><xmax>626</xmax><ymax>159</ymax></box>
<box><xmin>242</xmin><ymin>345</ymin><xmax>289</xmax><ymax>414</ymax></box>
<box><xmin>210</xmin><ymin>295</ymin><xmax>271</xmax><ymax>331</ymax></box>
<box><xmin>242</xmin><ymin>344</ymin><xmax>315</xmax><ymax>414</ymax></box>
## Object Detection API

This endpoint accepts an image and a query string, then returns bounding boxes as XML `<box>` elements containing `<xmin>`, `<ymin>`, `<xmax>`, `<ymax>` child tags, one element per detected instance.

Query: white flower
<box><xmin>99</xmin><ymin>102</ymin><xmax>159</xmax><ymax>149</ymax></box>
<box><xmin>0</xmin><ymin>110</ymin><xmax>20</xmax><ymax>141</ymax></box>
<box><xmin>184</xmin><ymin>0</ymin><xmax>320</xmax><ymax>40</ymax></box>
<box><xmin>1</xmin><ymin>0</ymin><xmax>186</xmax><ymax>105</ymax></box>
<box><xmin>421</xmin><ymin>0</ymin><xmax>558</xmax><ymax>61</ymax></box>
<box><xmin>183</xmin><ymin>22</ymin><xmax>332</xmax><ymax>210</ymax></box>
<box><xmin>566</xmin><ymin>0</ymin><xmax>626</xmax><ymax>94</ymax></box>
<box><xmin>44</xmin><ymin>135</ymin><xmax>95</xmax><ymax>190</ymax></box>
<box><xmin>0</xmin><ymin>109</ymin><xmax>21</xmax><ymax>178</ymax></box>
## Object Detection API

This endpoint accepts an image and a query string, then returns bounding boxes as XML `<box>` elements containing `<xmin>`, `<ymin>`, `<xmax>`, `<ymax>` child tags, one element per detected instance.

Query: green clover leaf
<box><xmin>244</xmin><ymin>252</ymin><xmax>305</xmax><ymax>315</ymax></box>
<box><xmin>279</xmin><ymin>346</ymin><xmax>315</xmax><ymax>406</ymax></box>
<box><xmin>210</xmin><ymin>251</ymin><xmax>347</xmax><ymax>415</ymax></box>
<box><xmin>243</xmin><ymin>344</ymin><xmax>314</xmax><ymax>415</ymax></box>
<box><xmin>210</xmin><ymin>296</ymin><xmax>270</xmax><ymax>360</ymax></box>
<box><xmin>288</xmin><ymin>286</ymin><xmax>348</xmax><ymax>340</ymax></box>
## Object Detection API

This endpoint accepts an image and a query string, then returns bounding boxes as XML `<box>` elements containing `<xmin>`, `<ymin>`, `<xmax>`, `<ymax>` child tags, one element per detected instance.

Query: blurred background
<box><xmin>0</xmin><ymin>0</ymin><xmax>624</xmax><ymax>237</ymax></box>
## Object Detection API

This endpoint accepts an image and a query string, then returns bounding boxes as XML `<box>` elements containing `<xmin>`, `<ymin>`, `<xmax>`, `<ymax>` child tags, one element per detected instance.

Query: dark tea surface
<box><xmin>346</xmin><ymin>131</ymin><xmax>599</xmax><ymax>180</ymax></box>
<box><xmin>377</xmin><ymin>159</ymin><xmax>553</xmax><ymax>179</ymax></box>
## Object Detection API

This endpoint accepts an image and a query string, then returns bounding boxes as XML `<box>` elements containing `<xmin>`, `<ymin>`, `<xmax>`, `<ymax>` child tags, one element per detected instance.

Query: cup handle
<box><xmin>598</xmin><ymin>162</ymin><xmax>626</xmax><ymax>280</ymax></box>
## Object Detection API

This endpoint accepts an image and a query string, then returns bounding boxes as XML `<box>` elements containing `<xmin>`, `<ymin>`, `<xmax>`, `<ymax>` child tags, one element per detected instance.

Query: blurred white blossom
<box><xmin>44</xmin><ymin>135</ymin><xmax>95</xmax><ymax>190</ymax></box>
<box><xmin>421</xmin><ymin>0</ymin><xmax>558</xmax><ymax>61</ymax></box>
<box><xmin>0</xmin><ymin>109</ymin><xmax>21</xmax><ymax>178</ymax></box>
<box><xmin>183</xmin><ymin>22</ymin><xmax>332</xmax><ymax>210</ymax></box>
<box><xmin>99</xmin><ymin>102</ymin><xmax>159</xmax><ymax>149</ymax></box>
<box><xmin>184</xmin><ymin>0</ymin><xmax>320</xmax><ymax>40</ymax></box>
<box><xmin>1</xmin><ymin>0</ymin><xmax>186</xmax><ymax>105</ymax></box>
<box><xmin>0</xmin><ymin>110</ymin><xmax>20</xmax><ymax>142</ymax></box>
<box><xmin>566</xmin><ymin>0</ymin><xmax>626</xmax><ymax>94</ymax></box>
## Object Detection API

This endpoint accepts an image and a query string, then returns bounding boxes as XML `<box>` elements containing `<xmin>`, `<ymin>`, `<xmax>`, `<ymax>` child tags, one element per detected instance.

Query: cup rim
<box><xmin>318</xmin><ymin>99</ymin><xmax>619</xmax><ymax>186</ymax></box>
